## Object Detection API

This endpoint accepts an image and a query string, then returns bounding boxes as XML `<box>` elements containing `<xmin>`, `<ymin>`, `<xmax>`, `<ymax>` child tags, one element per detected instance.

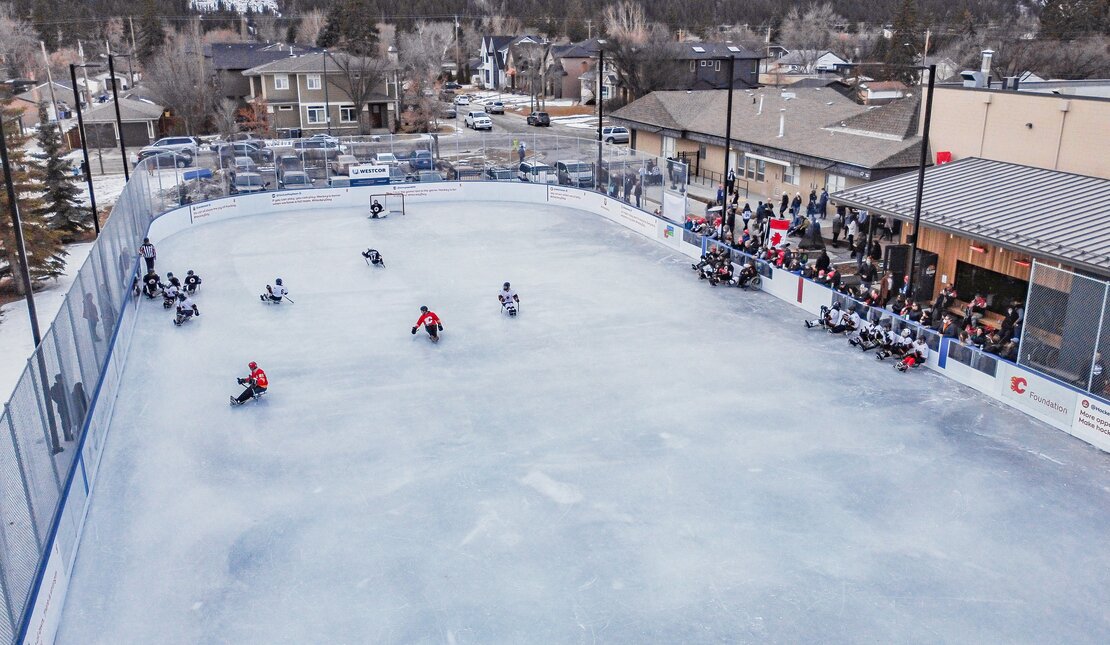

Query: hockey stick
<box><xmin>283</xmin><ymin>295</ymin><xmax>295</xmax><ymax>304</ymax></box>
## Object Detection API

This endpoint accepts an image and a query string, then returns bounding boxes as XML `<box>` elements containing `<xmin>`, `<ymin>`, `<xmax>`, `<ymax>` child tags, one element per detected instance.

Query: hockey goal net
<box><xmin>369</xmin><ymin>192</ymin><xmax>406</xmax><ymax>217</ymax></box>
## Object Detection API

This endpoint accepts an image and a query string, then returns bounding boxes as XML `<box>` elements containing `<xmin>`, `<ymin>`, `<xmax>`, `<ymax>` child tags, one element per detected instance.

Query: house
<box><xmin>766</xmin><ymin>49</ymin><xmax>849</xmax><ymax>75</ymax></box>
<box><xmin>858</xmin><ymin>80</ymin><xmax>908</xmax><ymax>105</ymax></box>
<box><xmin>503</xmin><ymin>37</ymin><xmax>549</xmax><ymax>93</ymax></box>
<box><xmin>479</xmin><ymin>35</ymin><xmax>542</xmax><ymax>90</ymax></box>
<box><xmin>78</xmin><ymin>97</ymin><xmax>166</xmax><ymax>148</ymax></box>
<box><xmin>243</xmin><ymin>52</ymin><xmax>401</xmax><ymax>134</ymax></box>
<box><xmin>205</xmin><ymin>42</ymin><xmax>320</xmax><ymax>103</ymax></box>
<box><xmin>11</xmin><ymin>80</ymin><xmax>78</xmax><ymax>123</ymax></box>
<box><xmin>609</xmin><ymin>88</ymin><xmax>922</xmax><ymax>198</ymax></box>
<box><xmin>921</xmin><ymin>55</ymin><xmax>959</xmax><ymax>84</ymax></box>
<box><xmin>671</xmin><ymin>42</ymin><xmax>762</xmax><ymax>90</ymax></box>
<box><xmin>545</xmin><ymin>39</ymin><xmax>603</xmax><ymax>101</ymax></box>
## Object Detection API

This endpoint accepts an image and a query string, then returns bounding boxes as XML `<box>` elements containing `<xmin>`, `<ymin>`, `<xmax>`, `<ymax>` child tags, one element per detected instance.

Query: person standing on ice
<box><xmin>412</xmin><ymin>306</ymin><xmax>443</xmax><ymax>342</ymax></box>
<box><xmin>231</xmin><ymin>361</ymin><xmax>268</xmax><ymax>405</ymax></box>
<box><xmin>498</xmin><ymin>282</ymin><xmax>519</xmax><ymax>316</ymax></box>
<box><xmin>261</xmin><ymin>278</ymin><xmax>288</xmax><ymax>303</ymax></box>
<box><xmin>138</xmin><ymin>237</ymin><xmax>156</xmax><ymax>272</ymax></box>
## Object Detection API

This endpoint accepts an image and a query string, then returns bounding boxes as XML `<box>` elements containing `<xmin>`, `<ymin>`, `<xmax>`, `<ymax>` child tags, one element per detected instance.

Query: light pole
<box><xmin>722</xmin><ymin>55</ymin><xmax>736</xmax><ymax>193</ymax></box>
<box><xmin>322</xmin><ymin>50</ymin><xmax>332</xmax><ymax>136</ymax></box>
<box><xmin>595</xmin><ymin>43</ymin><xmax>606</xmax><ymax>191</ymax></box>
<box><xmin>70</xmin><ymin>62</ymin><xmax>103</xmax><ymax>236</ymax></box>
<box><xmin>107</xmin><ymin>53</ymin><xmax>131</xmax><ymax>180</ymax></box>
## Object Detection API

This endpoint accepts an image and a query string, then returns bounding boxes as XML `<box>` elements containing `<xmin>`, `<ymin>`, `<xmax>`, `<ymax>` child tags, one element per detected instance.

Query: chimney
<box><xmin>980</xmin><ymin>49</ymin><xmax>994</xmax><ymax>76</ymax></box>
<box><xmin>778</xmin><ymin>109</ymin><xmax>785</xmax><ymax>137</ymax></box>
<box><xmin>388</xmin><ymin>45</ymin><xmax>399</xmax><ymax>65</ymax></box>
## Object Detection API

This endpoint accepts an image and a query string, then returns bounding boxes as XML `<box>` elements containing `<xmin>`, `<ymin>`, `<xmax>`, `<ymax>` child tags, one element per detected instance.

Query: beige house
<box><xmin>243</xmin><ymin>52</ymin><xmax>401</xmax><ymax>135</ymax></box>
<box><xmin>609</xmin><ymin>88</ymin><xmax>923</xmax><ymax>200</ymax></box>
<box><xmin>924</xmin><ymin>83</ymin><xmax>1110</xmax><ymax>179</ymax></box>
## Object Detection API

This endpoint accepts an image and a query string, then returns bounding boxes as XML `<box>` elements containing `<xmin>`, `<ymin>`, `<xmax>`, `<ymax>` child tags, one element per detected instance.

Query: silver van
<box><xmin>555</xmin><ymin>160</ymin><xmax>594</xmax><ymax>188</ymax></box>
<box><xmin>518</xmin><ymin>160</ymin><xmax>556</xmax><ymax>184</ymax></box>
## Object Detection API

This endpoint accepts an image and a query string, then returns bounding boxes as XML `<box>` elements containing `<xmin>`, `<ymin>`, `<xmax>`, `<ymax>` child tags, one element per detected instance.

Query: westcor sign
<box><xmin>348</xmin><ymin>164</ymin><xmax>390</xmax><ymax>186</ymax></box>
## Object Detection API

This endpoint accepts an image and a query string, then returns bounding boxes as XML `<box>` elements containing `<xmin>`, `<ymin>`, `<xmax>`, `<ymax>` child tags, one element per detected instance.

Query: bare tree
<box><xmin>144</xmin><ymin>31</ymin><xmax>219</xmax><ymax>135</ymax></box>
<box><xmin>0</xmin><ymin>6</ymin><xmax>39</xmax><ymax>78</ymax></box>
<box><xmin>481</xmin><ymin>15</ymin><xmax>524</xmax><ymax>37</ymax></box>
<box><xmin>297</xmin><ymin>9</ymin><xmax>327</xmax><ymax>47</ymax></box>
<box><xmin>778</xmin><ymin>2</ymin><xmax>844</xmax><ymax>72</ymax></box>
<box><xmin>398</xmin><ymin>21</ymin><xmax>454</xmax><ymax>82</ymax></box>
<box><xmin>214</xmin><ymin>98</ymin><xmax>239</xmax><ymax>137</ymax></box>
<box><xmin>512</xmin><ymin>40</ymin><xmax>548</xmax><ymax>111</ymax></box>
<box><xmin>330</xmin><ymin>53</ymin><xmax>393</xmax><ymax>133</ymax></box>
<box><xmin>603</xmin><ymin>1</ymin><xmax>650</xmax><ymax>44</ymax></box>
<box><xmin>602</xmin><ymin>22</ymin><xmax>682</xmax><ymax>102</ymax></box>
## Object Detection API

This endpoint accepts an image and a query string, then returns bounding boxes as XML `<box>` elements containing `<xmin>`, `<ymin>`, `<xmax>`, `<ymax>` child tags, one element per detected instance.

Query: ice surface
<box><xmin>58</xmin><ymin>202</ymin><xmax>1110</xmax><ymax>643</ymax></box>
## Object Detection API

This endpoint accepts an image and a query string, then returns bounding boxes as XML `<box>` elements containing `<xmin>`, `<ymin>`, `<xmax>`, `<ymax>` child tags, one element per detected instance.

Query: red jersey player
<box><xmin>231</xmin><ymin>361</ymin><xmax>269</xmax><ymax>405</ymax></box>
<box><xmin>411</xmin><ymin>306</ymin><xmax>443</xmax><ymax>342</ymax></box>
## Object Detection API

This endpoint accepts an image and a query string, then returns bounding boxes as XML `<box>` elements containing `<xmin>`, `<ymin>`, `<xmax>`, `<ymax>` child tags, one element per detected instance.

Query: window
<box><xmin>700</xmin><ymin>60</ymin><xmax>708</xmax><ymax>67</ymax></box>
<box><xmin>956</xmin><ymin>261</ymin><xmax>1030</xmax><ymax>316</ymax></box>
<box><xmin>340</xmin><ymin>105</ymin><xmax>357</xmax><ymax>123</ymax></box>
<box><xmin>306</xmin><ymin>105</ymin><xmax>327</xmax><ymax>124</ymax></box>
<box><xmin>690</xmin><ymin>61</ymin><xmax>696</xmax><ymax>72</ymax></box>
<box><xmin>714</xmin><ymin>60</ymin><xmax>721</xmax><ymax>71</ymax></box>
<box><xmin>306</xmin><ymin>74</ymin><xmax>322</xmax><ymax>90</ymax></box>
<box><xmin>745</xmin><ymin>156</ymin><xmax>765</xmax><ymax>182</ymax></box>
<box><xmin>825</xmin><ymin>173</ymin><xmax>847</xmax><ymax>193</ymax></box>
<box><xmin>278</xmin><ymin>105</ymin><xmax>293</xmax><ymax>111</ymax></box>
<box><xmin>783</xmin><ymin>164</ymin><xmax>800</xmax><ymax>185</ymax></box>
<box><xmin>273</xmin><ymin>74</ymin><xmax>289</xmax><ymax>90</ymax></box>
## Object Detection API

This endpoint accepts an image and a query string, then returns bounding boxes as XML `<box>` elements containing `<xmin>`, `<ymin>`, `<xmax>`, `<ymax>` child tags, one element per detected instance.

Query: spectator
<box><xmin>49</xmin><ymin>374</ymin><xmax>75</xmax><ymax>442</ymax></box>
<box><xmin>725</xmin><ymin>167</ymin><xmax>736</xmax><ymax>195</ymax></box>
<box><xmin>633</xmin><ymin>180</ymin><xmax>642</xmax><ymax>208</ymax></box>
<box><xmin>518</xmin><ymin>141</ymin><xmax>526</xmax><ymax>163</ymax></box>
<box><xmin>779</xmin><ymin>192</ymin><xmax>789</xmax><ymax>216</ymax></box>
<box><xmin>740</xmin><ymin>203</ymin><xmax>752</xmax><ymax>230</ymax></box>
<box><xmin>716</xmin><ymin>184</ymin><xmax>725</xmax><ymax>205</ymax></box>
<box><xmin>814</xmin><ymin>249</ymin><xmax>831</xmax><ymax>275</ymax></box>
<box><xmin>937</xmin><ymin>314</ymin><xmax>959</xmax><ymax>338</ymax></box>
<box><xmin>933</xmin><ymin>284</ymin><xmax>958</xmax><ymax>316</ymax></box>
<box><xmin>830</xmin><ymin>212</ymin><xmax>843</xmax><ymax>248</ymax></box>
<box><xmin>818</xmin><ymin>187</ymin><xmax>829</xmax><ymax>219</ymax></box>
<box><xmin>898</xmin><ymin>275</ymin><xmax>913</xmax><ymax>300</ymax></box>
<box><xmin>878</xmin><ymin>272</ymin><xmax>895</xmax><ymax>306</ymax></box>
<box><xmin>964</xmin><ymin>293</ymin><xmax>988</xmax><ymax>326</ymax></box>
<box><xmin>967</xmin><ymin>326</ymin><xmax>989</xmax><ymax>349</ymax></box>
<box><xmin>83</xmin><ymin>292</ymin><xmax>101</xmax><ymax>342</ymax></box>
<box><xmin>790</xmin><ymin>192</ymin><xmax>802</xmax><ymax>217</ymax></box>
<box><xmin>1001</xmin><ymin>301</ymin><xmax>1023</xmax><ymax>340</ymax></box>
<box><xmin>846</xmin><ymin>214</ymin><xmax>858</xmax><ymax>252</ymax></box>
<box><xmin>858</xmin><ymin>257</ymin><xmax>878</xmax><ymax>291</ymax></box>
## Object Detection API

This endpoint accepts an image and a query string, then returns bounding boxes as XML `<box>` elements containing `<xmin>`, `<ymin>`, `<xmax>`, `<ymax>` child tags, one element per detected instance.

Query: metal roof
<box><xmin>831</xmin><ymin>157</ymin><xmax>1110</xmax><ymax>276</ymax></box>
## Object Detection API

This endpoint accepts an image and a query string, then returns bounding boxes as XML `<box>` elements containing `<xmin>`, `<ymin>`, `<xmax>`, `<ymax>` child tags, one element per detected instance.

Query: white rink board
<box><xmin>55</xmin><ymin>201</ymin><xmax>1110</xmax><ymax>644</ymax></box>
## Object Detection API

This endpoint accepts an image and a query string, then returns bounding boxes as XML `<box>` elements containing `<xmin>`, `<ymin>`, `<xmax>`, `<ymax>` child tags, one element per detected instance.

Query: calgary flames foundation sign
<box><xmin>998</xmin><ymin>363</ymin><xmax>1076</xmax><ymax>427</ymax></box>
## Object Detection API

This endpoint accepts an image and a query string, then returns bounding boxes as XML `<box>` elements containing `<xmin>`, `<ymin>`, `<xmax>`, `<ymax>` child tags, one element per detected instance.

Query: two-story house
<box><xmin>545</xmin><ymin>39</ymin><xmax>603</xmax><ymax>101</ymax></box>
<box><xmin>673</xmin><ymin>42</ymin><xmax>763</xmax><ymax>90</ymax></box>
<box><xmin>479</xmin><ymin>35</ymin><xmax>542</xmax><ymax>90</ymax></box>
<box><xmin>243</xmin><ymin>52</ymin><xmax>400</xmax><ymax>135</ymax></box>
<box><xmin>206</xmin><ymin>42</ymin><xmax>321</xmax><ymax>104</ymax></box>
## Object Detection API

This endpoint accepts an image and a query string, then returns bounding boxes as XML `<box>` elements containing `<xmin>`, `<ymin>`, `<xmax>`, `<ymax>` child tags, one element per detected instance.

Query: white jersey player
<box><xmin>498</xmin><ymin>282</ymin><xmax>520</xmax><ymax>316</ymax></box>
<box><xmin>261</xmin><ymin>278</ymin><xmax>288</xmax><ymax>303</ymax></box>
<box><xmin>161</xmin><ymin>283</ymin><xmax>179</xmax><ymax>308</ymax></box>
<box><xmin>173</xmin><ymin>293</ymin><xmax>200</xmax><ymax>326</ymax></box>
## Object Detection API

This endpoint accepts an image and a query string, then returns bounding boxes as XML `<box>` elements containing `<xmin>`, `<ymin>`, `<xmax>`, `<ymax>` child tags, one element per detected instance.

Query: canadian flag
<box><xmin>768</xmin><ymin>218</ymin><xmax>789</xmax><ymax>247</ymax></box>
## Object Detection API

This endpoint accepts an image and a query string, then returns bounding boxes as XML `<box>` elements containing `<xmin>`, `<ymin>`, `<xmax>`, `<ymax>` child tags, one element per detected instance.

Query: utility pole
<box><xmin>586</xmin><ymin>19</ymin><xmax>592</xmax><ymax>39</ymax></box>
<box><xmin>454</xmin><ymin>15</ymin><xmax>460</xmax><ymax>82</ymax></box>
<box><xmin>722</xmin><ymin>56</ymin><xmax>735</xmax><ymax>189</ymax></box>
<box><xmin>78</xmin><ymin>40</ymin><xmax>103</xmax><ymax>174</ymax></box>
<box><xmin>129</xmin><ymin>16</ymin><xmax>137</xmax><ymax>53</ymax></box>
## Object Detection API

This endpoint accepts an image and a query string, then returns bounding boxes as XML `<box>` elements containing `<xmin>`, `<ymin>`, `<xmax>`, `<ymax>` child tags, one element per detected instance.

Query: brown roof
<box><xmin>610</xmin><ymin>88</ymin><xmax>922</xmax><ymax>170</ymax></box>
<box><xmin>828</xmin><ymin>97</ymin><xmax>920</xmax><ymax>140</ymax></box>
<box><xmin>243</xmin><ymin>52</ymin><xmax>399</xmax><ymax>75</ymax></box>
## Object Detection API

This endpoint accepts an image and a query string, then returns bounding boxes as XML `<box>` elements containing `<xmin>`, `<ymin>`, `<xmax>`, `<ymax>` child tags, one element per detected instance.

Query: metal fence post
<box><xmin>1017</xmin><ymin>261</ymin><xmax>1037</xmax><ymax>364</ymax></box>
<box><xmin>1089</xmin><ymin>282</ymin><xmax>1109</xmax><ymax>392</ymax></box>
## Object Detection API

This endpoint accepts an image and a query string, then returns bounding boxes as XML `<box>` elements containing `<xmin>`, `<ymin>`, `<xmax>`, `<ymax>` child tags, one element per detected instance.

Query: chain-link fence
<box><xmin>0</xmin><ymin>159</ymin><xmax>157</xmax><ymax>641</ymax></box>
<box><xmin>1020</xmin><ymin>261</ymin><xmax>1110</xmax><ymax>397</ymax></box>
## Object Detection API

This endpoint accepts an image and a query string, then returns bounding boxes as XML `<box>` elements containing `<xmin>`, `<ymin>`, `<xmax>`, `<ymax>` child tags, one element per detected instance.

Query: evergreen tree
<box><xmin>35</xmin><ymin>102</ymin><xmax>88</xmax><ymax>241</ymax></box>
<box><xmin>136</xmin><ymin>0</ymin><xmax>166</xmax><ymax>62</ymax></box>
<box><xmin>1040</xmin><ymin>0</ymin><xmax>1109</xmax><ymax>39</ymax></box>
<box><xmin>0</xmin><ymin>99</ymin><xmax>66</xmax><ymax>294</ymax></box>
<box><xmin>883</xmin><ymin>0</ymin><xmax>921</xmax><ymax>85</ymax></box>
<box><xmin>317</xmin><ymin>0</ymin><xmax>380</xmax><ymax>55</ymax></box>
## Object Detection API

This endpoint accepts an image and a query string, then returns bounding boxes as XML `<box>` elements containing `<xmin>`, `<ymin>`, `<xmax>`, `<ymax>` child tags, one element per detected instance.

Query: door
<box><xmin>369</xmin><ymin>104</ymin><xmax>384</xmax><ymax>129</ymax></box>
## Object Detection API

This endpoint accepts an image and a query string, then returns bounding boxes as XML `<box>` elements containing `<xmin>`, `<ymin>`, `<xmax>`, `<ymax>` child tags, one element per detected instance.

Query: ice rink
<box><xmin>58</xmin><ymin>201</ymin><xmax>1110</xmax><ymax>643</ymax></box>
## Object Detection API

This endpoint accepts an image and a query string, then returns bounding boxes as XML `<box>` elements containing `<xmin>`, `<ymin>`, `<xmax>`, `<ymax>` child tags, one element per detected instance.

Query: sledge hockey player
<box><xmin>852</xmin><ymin>319</ymin><xmax>889</xmax><ymax>351</ymax></box>
<box><xmin>708</xmin><ymin>260</ymin><xmax>734</xmax><ymax>286</ymax></box>
<box><xmin>142</xmin><ymin>270</ymin><xmax>162</xmax><ymax>299</ymax></box>
<box><xmin>876</xmin><ymin>329</ymin><xmax>914</xmax><ymax>361</ymax></box>
<box><xmin>896</xmin><ymin>337</ymin><xmax>930</xmax><ymax>372</ymax></box>
<box><xmin>231</xmin><ymin>361</ymin><xmax>268</xmax><ymax>405</ymax></box>
<box><xmin>260</xmin><ymin>278</ymin><xmax>288</xmax><ymax>303</ymax></box>
<box><xmin>370</xmin><ymin>199</ymin><xmax>386</xmax><ymax>219</ymax></box>
<box><xmin>735</xmin><ymin>262</ymin><xmax>758</xmax><ymax>289</ymax></box>
<box><xmin>411</xmin><ymin>306</ymin><xmax>443</xmax><ymax>342</ymax></box>
<box><xmin>184</xmin><ymin>270</ymin><xmax>202</xmax><ymax>294</ymax></box>
<box><xmin>804</xmin><ymin>302</ymin><xmax>841</xmax><ymax>329</ymax></box>
<box><xmin>828</xmin><ymin>305</ymin><xmax>861</xmax><ymax>335</ymax></box>
<box><xmin>173</xmin><ymin>293</ymin><xmax>200</xmax><ymax>326</ymax></box>
<box><xmin>362</xmin><ymin>249</ymin><xmax>385</xmax><ymax>267</ymax></box>
<box><xmin>498</xmin><ymin>282</ymin><xmax>520</xmax><ymax>316</ymax></box>
<box><xmin>162</xmin><ymin>280</ymin><xmax>180</xmax><ymax>309</ymax></box>
<box><xmin>692</xmin><ymin>246</ymin><xmax>724</xmax><ymax>275</ymax></box>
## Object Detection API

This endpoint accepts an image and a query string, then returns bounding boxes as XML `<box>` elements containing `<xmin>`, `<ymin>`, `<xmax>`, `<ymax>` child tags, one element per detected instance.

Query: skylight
<box><xmin>727</xmin><ymin>46</ymin><xmax>741</xmax><ymax>52</ymax></box>
<box><xmin>692</xmin><ymin>46</ymin><xmax>706</xmax><ymax>53</ymax></box>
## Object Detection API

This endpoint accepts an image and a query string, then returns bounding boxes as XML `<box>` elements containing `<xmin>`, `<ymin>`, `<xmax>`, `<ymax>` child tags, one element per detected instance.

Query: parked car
<box><xmin>140</xmin><ymin>136</ymin><xmax>200</xmax><ymax>158</ymax></box>
<box><xmin>374</xmin><ymin>152</ymin><xmax>400</xmax><ymax>166</ymax></box>
<box><xmin>292</xmin><ymin>139</ymin><xmax>344</xmax><ymax>154</ymax></box>
<box><xmin>484</xmin><ymin>166</ymin><xmax>514</xmax><ymax>181</ymax></box>
<box><xmin>465</xmin><ymin>111</ymin><xmax>493</xmax><ymax>130</ymax></box>
<box><xmin>518</xmin><ymin>160</ymin><xmax>556</xmax><ymax>183</ymax></box>
<box><xmin>600</xmin><ymin>126</ymin><xmax>630</xmax><ymax>144</ymax></box>
<box><xmin>454</xmin><ymin>95</ymin><xmax>471</xmax><ymax>106</ymax></box>
<box><xmin>232</xmin><ymin>156</ymin><xmax>258</xmax><ymax>174</ymax></box>
<box><xmin>276</xmin><ymin>154</ymin><xmax>304</xmax><ymax>179</ymax></box>
<box><xmin>442</xmin><ymin>105</ymin><xmax>457</xmax><ymax>119</ymax></box>
<box><xmin>280</xmin><ymin>171</ymin><xmax>313</xmax><ymax>189</ymax></box>
<box><xmin>135</xmin><ymin>149</ymin><xmax>193</xmax><ymax>169</ymax></box>
<box><xmin>327</xmin><ymin>176</ymin><xmax>351</xmax><ymax>187</ymax></box>
<box><xmin>409</xmin><ymin>150</ymin><xmax>435</xmax><ymax>170</ymax></box>
<box><xmin>555</xmin><ymin>160</ymin><xmax>595</xmax><ymax>188</ymax></box>
<box><xmin>414</xmin><ymin>170</ymin><xmax>444</xmax><ymax>182</ymax></box>
<box><xmin>222</xmin><ymin>141</ymin><xmax>274</xmax><ymax>164</ymax></box>
<box><xmin>526</xmin><ymin>111</ymin><xmax>551</xmax><ymax>127</ymax></box>
<box><xmin>330</xmin><ymin>154</ymin><xmax>360</xmax><ymax>175</ymax></box>
<box><xmin>485</xmin><ymin>101</ymin><xmax>505</xmax><ymax>114</ymax></box>
<box><xmin>308</xmin><ymin>133</ymin><xmax>341</xmax><ymax>145</ymax></box>
<box><xmin>389</xmin><ymin>166</ymin><xmax>412</xmax><ymax>183</ymax></box>
<box><xmin>232</xmin><ymin>172</ymin><xmax>267</xmax><ymax>193</ymax></box>
<box><xmin>443</xmin><ymin>81</ymin><xmax>462</xmax><ymax>90</ymax></box>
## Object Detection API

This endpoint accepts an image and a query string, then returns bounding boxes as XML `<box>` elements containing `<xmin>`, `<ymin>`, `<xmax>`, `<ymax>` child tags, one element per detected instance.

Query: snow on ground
<box><xmin>0</xmin><ymin>243</ymin><xmax>93</xmax><ymax>399</ymax></box>
<box><xmin>57</xmin><ymin>202</ymin><xmax>1110</xmax><ymax>643</ymax></box>
<box><xmin>469</xmin><ymin>90</ymin><xmax>576</xmax><ymax>109</ymax></box>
